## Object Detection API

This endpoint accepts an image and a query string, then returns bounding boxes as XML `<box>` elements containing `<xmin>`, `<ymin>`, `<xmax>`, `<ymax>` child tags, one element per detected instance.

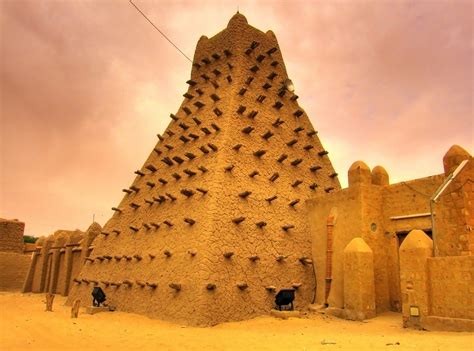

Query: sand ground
<box><xmin>0</xmin><ymin>292</ymin><xmax>471</xmax><ymax>351</ymax></box>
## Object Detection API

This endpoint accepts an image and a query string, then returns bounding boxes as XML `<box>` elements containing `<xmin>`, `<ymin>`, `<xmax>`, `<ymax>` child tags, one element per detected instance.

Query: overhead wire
<box><xmin>129</xmin><ymin>0</ymin><xmax>192</xmax><ymax>62</ymax></box>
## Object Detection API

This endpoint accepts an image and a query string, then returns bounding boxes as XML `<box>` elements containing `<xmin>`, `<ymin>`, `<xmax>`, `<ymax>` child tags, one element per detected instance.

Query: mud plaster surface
<box><xmin>67</xmin><ymin>14</ymin><xmax>340</xmax><ymax>326</ymax></box>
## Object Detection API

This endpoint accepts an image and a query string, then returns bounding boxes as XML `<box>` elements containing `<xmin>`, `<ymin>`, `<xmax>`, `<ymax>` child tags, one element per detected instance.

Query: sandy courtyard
<box><xmin>0</xmin><ymin>292</ymin><xmax>471</xmax><ymax>351</ymax></box>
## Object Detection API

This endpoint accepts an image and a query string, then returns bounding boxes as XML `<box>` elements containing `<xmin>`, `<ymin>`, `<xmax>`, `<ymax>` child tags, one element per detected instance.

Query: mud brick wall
<box><xmin>0</xmin><ymin>252</ymin><xmax>31</xmax><ymax>290</ymax></box>
<box><xmin>428</xmin><ymin>255</ymin><xmax>474</xmax><ymax>320</ymax></box>
<box><xmin>67</xmin><ymin>13</ymin><xmax>340</xmax><ymax>326</ymax></box>
<box><xmin>0</xmin><ymin>219</ymin><xmax>25</xmax><ymax>253</ymax></box>
<box><xmin>308</xmin><ymin>161</ymin><xmax>445</xmax><ymax>314</ymax></box>
<box><xmin>434</xmin><ymin>159</ymin><xmax>473</xmax><ymax>256</ymax></box>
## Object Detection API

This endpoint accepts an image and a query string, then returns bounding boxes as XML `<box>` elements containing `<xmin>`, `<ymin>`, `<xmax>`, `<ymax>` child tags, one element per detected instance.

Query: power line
<box><xmin>129</xmin><ymin>0</ymin><xmax>192</xmax><ymax>62</ymax></box>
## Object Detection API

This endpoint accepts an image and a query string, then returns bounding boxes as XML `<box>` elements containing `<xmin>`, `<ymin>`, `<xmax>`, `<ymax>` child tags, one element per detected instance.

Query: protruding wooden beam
<box><xmin>153</xmin><ymin>148</ymin><xmax>162</xmax><ymax>155</ymax></box>
<box><xmin>226</xmin><ymin>75</ymin><xmax>232</xmax><ymax>83</ymax></box>
<box><xmin>224</xmin><ymin>49</ymin><xmax>232</xmax><ymax>56</ymax></box>
<box><xmin>276</xmin><ymin>255</ymin><xmax>287</xmax><ymax>262</ymax></box>
<box><xmin>325</xmin><ymin>187</ymin><xmax>335</xmax><ymax>193</ymax></box>
<box><xmin>239</xmin><ymin>191</ymin><xmax>252</xmax><ymax>198</ymax></box>
<box><xmin>262</xmin><ymin>83</ymin><xmax>272</xmax><ymax>90</ymax></box>
<box><xmin>150</xmin><ymin>222</ymin><xmax>160</xmax><ymax>229</ymax></box>
<box><xmin>266</xmin><ymin>195</ymin><xmax>277</xmax><ymax>203</ymax></box>
<box><xmin>237</xmin><ymin>282</ymin><xmax>248</xmax><ymax>290</ymax></box>
<box><xmin>237</xmin><ymin>105</ymin><xmax>246</xmax><ymax>114</ymax></box>
<box><xmin>250</xmin><ymin>65</ymin><xmax>259</xmax><ymax>73</ymax></box>
<box><xmin>159</xmin><ymin>178</ymin><xmax>168</xmax><ymax>185</ymax></box>
<box><xmin>267</xmin><ymin>47</ymin><xmax>277</xmax><ymax>55</ymax></box>
<box><xmin>272</xmin><ymin>117</ymin><xmax>284</xmax><ymax>127</ymax></box>
<box><xmin>136</xmin><ymin>280</ymin><xmax>146</xmax><ymax>287</ymax></box>
<box><xmin>161</xmin><ymin>157</ymin><xmax>173</xmax><ymax>166</ymax></box>
<box><xmin>188</xmin><ymin>249</ymin><xmax>197</xmax><ymax>257</ymax></box>
<box><xmin>183</xmin><ymin>92</ymin><xmax>194</xmax><ymax>99</ymax></box>
<box><xmin>164</xmin><ymin>250</ymin><xmax>172</xmax><ymax>257</ymax></box>
<box><xmin>318</xmin><ymin>150</ymin><xmax>329</xmax><ymax>156</ymax></box>
<box><xmin>185</xmin><ymin>152</ymin><xmax>196</xmax><ymax>160</ymax></box>
<box><xmin>163</xmin><ymin>220</ymin><xmax>173</xmax><ymax>227</ymax></box>
<box><xmin>165</xmin><ymin>193</ymin><xmax>176</xmax><ymax>201</ymax></box>
<box><xmin>208</xmin><ymin>143</ymin><xmax>218</xmax><ymax>151</ymax></box>
<box><xmin>256</xmin><ymin>221</ymin><xmax>267</xmax><ymax>228</ymax></box>
<box><xmin>122</xmin><ymin>188</ymin><xmax>132</xmax><ymax>194</ymax></box>
<box><xmin>194</xmin><ymin>101</ymin><xmax>205</xmax><ymax>109</ymax></box>
<box><xmin>206</xmin><ymin>283</ymin><xmax>216</xmax><ymax>291</ymax></box>
<box><xmin>286</xmin><ymin>139</ymin><xmax>297</xmax><ymax>147</ymax></box>
<box><xmin>189</xmin><ymin>133</ymin><xmax>199</xmax><ymax>140</ymax></box>
<box><xmin>146</xmin><ymin>282</ymin><xmax>157</xmax><ymax>289</ymax></box>
<box><xmin>164</xmin><ymin>144</ymin><xmax>174</xmax><ymax>150</ymax></box>
<box><xmin>143</xmin><ymin>223</ymin><xmax>151</xmax><ymax>230</ymax></box>
<box><xmin>233</xmin><ymin>144</ymin><xmax>243</xmax><ymax>151</ymax></box>
<box><xmin>199</xmin><ymin>145</ymin><xmax>209</xmax><ymax>154</ymax></box>
<box><xmin>224</xmin><ymin>164</ymin><xmax>234</xmax><ymax>172</ymax></box>
<box><xmin>166</xmin><ymin>130</ymin><xmax>175</xmax><ymax>137</ymax></box>
<box><xmin>303</xmin><ymin>145</ymin><xmax>314</xmax><ymax>151</ymax></box>
<box><xmin>223</xmin><ymin>251</ymin><xmax>234</xmax><ymax>259</ymax></box>
<box><xmin>169</xmin><ymin>283</ymin><xmax>181</xmax><ymax>291</ymax></box>
<box><xmin>129</xmin><ymin>203</ymin><xmax>140</xmax><ymax>210</ymax></box>
<box><xmin>329</xmin><ymin>172</ymin><xmax>338</xmax><ymax>178</ymax></box>
<box><xmin>309</xmin><ymin>183</ymin><xmax>318</xmax><ymax>190</ymax></box>
<box><xmin>133</xmin><ymin>254</ymin><xmax>142</xmax><ymax>261</ymax></box>
<box><xmin>269</xmin><ymin>173</ymin><xmax>280</xmax><ymax>182</ymax></box>
<box><xmin>267</xmin><ymin>72</ymin><xmax>277</xmax><ymax>80</ymax></box>
<box><xmin>299</xmin><ymin>257</ymin><xmax>313</xmax><ymax>265</ymax></box>
<box><xmin>210</xmin><ymin>93</ymin><xmax>220</xmax><ymax>101</ymax></box>
<box><xmin>266</xmin><ymin>286</ymin><xmax>277</xmax><ymax>292</ymax></box>
<box><xmin>148</xmin><ymin>253</ymin><xmax>156</xmax><ymax>259</ymax></box>
<box><xmin>277</xmin><ymin>154</ymin><xmax>288</xmax><ymax>163</ymax></box>
<box><xmin>186</xmin><ymin>79</ymin><xmax>197</xmax><ymax>86</ymax></box>
<box><xmin>123</xmin><ymin>279</ymin><xmax>133</xmax><ymax>287</ymax></box>
<box><xmin>257</xmin><ymin>95</ymin><xmax>266</xmax><ymax>103</ymax></box>
<box><xmin>192</xmin><ymin>117</ymin><xmax>201</xmax><ymax>125</ymax></box>
<box><xmin>291</xmin><ymin>159</ymin><xmax>303</xmax><ymax>166</ymax></box>
<box><xmin>100</xmin><ymin>231</ymin><xmax>109</xmax><ymax>236</ymax></box>
<box><xmin>273</xmin><ymin>101</ymin><xmax>283</xmax><ymax>110</ymax></box>
<box><xmin>289</xmin><ymin>199</ymin><xmax>300</xmax><ymax>207</ymax></box>
<box><xmin>232</xmin><ymin>217</ymin><xmax>245</xmax><ymax>224</ymax></box>
<box><xmin>213</xmin><ymin>108</ymin><xmax>223</xmax><ymax>116</ymax></box>
<box><xmin>211</xmin><ymin>123</ymin><xmax>220</xmax><ymax>131</ymax></box>
<box><xmin>256</xmin><ymin>54</ymin><xmax>265</xmax><ymax>62</ymax></box>
<box><xmin>183</xmin><ymin>107</ymin><xmax>192</xmax><ymax>115</ymax></box>
<box><xmin>146</xmin><ymin>181</ymin><xmax>156</xmax><ymax>188</ymax></box>
<box><xmin>144</xmin><ymin>199</ymin><xmax>153</xmax><ymax>205</ymax></box>
<box><xmin>198</xmin><ymin>166</ymin><xmax>208</xmax><ymax>173</ymax></box>
<box><xmin>129</xmin><ymin>225</ymin><xmax>139</xmax><ymax>232</ymax></box>
<box><xmin>112</xmin><ymin>229</ymin><xmax>121</xmax><ymax>235</ymax></box>
<box><xmin>310</xmin><ymin>165</ymin><xmax>322</xmax><ymax>172</ymax></box>
<box><xmin>212</xmin><ymin>69</ymin><xmax>221</xmax><ymax>77</ymax></box>
<box><xmin>249</xmin><ymin>170</ymin><xmax>259</xmax><ymax>177</ymax></box>
<box><xmin>196</xmin><ymin>188</ymin><xmax>208</xmax><ymax>195</ymax></box>
<box><xmin>212</xmin><ymin>53</ymin><xmax>221</xmax><ymax>60</ymax></box>
<box><xmin>184</xmin><ymin>218</ymin><xmax>196</xmax><ymax>226</ymax></box>
<box><xmin>249</xmin><ymin>255</ymin><xmax>260</xmax><ymax>262</ymax></box>
<box><xmin>184</xmin><ymin>169</ymin><xmax>197</xmax><ymax>176</ymax></box>
<box><xmin>201</xmin><ymin>127</ymin><xmax>211</xmax><ymax>135</ymax></box>
<box><xmin>157</xmin><ymin>134</ymin><xmax>164</xmax><ymax>141</ymax></box>
<box><xmin>271</xmin><ymin>61</ymin><xmax>279</xmax><ymax>66</ymax></box>
<box><xmin>253</xmin><ymin>150</ymin><xmax>266</xmax><ymax>158</ymax></box>
<box><xmin>307</xmin><ymin>130</ymin><xmax>317</xmax><ymax>137</ymax></box>
<box><xmin>135</xmin><ymin>170</ymin><xmax>145</xmax><ymax>176</ymax></box>
<box><xmin>238</xmin><ymin>87</ymin><xmax>247</xmax><ymax>96</ymax></box>
<box><xmin>114</xmin><ymin>255</ymin><xmax>122</xmax><ymax>261</ymax></box>
<box><xmin>282</xmin><ymin>224</ymin><xmax>295</xmax><ymax>232</ymax></box>
<box><xmin>292</xmin><ymin>180</ymin><xmax>303</xmax><ymax>188</ymax></box>
<box><xmin>294</xmin><ymin>110</ymin><xmax>303</xmax><ymax>117</ymax></box>
<box><xmin>242</xmin><ymin>126</ymin><xmax>254</xmax><ymax>134</ymax></box>
<box><xmin>294</xmin><ymin>126</ymin><xmax>304</xmax><ymax>133</ymax></box>
<box><xmin>181</xmin><ymin>189</ymin><xmax>195</xmax><ymax>197</ymax></box>
<box><xmin>262</xmin><ymin>131</ymin><xmax>273</xmax><ymax>140</ymax></box>
<box><xmin>179</xmin><ymin>135</ymin><xmax>190</xmax><ymax>143</ymax></box>
<box><xmin>292</xmin><ymin>283</ymin><xmax>302</xmax><ymax>290</ymax></box>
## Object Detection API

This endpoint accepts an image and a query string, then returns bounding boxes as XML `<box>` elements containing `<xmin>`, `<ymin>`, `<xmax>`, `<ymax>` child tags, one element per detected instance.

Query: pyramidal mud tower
<box><xmin>67</xmin><ymin>13</ymin><xmax>340</xmax><ymax>326</ymax></box>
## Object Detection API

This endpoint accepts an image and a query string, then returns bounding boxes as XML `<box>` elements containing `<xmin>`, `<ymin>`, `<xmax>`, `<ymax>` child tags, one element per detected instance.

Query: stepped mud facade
<box><xmin>66</xmin><ymin>13</ymin><xmax>340</xmax><ymax>326</ymax></box>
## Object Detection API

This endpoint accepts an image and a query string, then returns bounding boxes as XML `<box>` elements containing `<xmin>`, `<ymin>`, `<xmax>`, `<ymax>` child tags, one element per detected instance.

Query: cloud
<box><xmin>0</xmin><ymin>0</ymin><xmax>472</xmax><ymax>235</ymax></box>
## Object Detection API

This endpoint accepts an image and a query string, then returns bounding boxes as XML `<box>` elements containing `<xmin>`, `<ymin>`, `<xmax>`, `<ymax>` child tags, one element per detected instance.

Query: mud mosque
<box><xmin>3</xmin><ymin>13</ymin><xmax>472</xmax><ymax>331</ymax></box>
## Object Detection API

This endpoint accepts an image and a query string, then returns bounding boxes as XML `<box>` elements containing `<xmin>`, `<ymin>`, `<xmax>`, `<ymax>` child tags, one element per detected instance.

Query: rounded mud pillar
<box><xmin>399</xmin><ymin>229</ymin><xmax>433</xmax><ymax>329</ymax></box>
<box><xmin>343</xmin><ymin>237</ymin><xmax>376</xmax><ymax>320</ymax></box>
<box><xmin>348</xmin><ymin>161</ymin><xmax>371</xmax><ymax>187</ymax></box>
<box><xmin>371</xmin><ymin>166</ymin><xmax>389</xmax><ymax>186</ymax></box>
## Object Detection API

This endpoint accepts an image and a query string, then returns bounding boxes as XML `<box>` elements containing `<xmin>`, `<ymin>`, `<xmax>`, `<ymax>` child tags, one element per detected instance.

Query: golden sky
<box><xmin>0</xmin><ymin>0</ymin><xmax>472</xmax><ymax>236</ymax></box>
